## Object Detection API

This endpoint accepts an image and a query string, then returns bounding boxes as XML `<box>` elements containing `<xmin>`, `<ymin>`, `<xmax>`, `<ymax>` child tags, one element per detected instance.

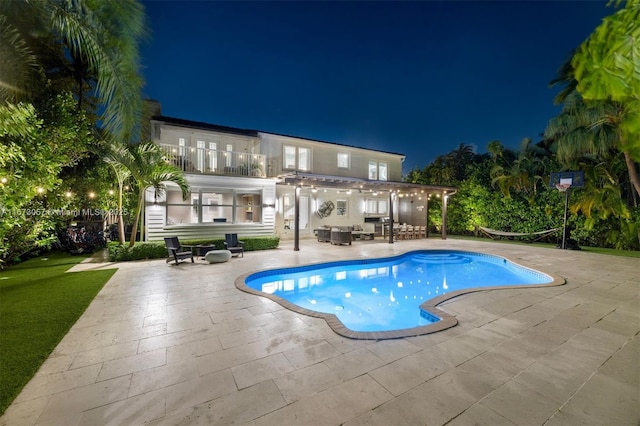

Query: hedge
<box><xmin>108</xmin><ymin>237</ymin><xmax>280</xmax><ymax>262</ymax></box>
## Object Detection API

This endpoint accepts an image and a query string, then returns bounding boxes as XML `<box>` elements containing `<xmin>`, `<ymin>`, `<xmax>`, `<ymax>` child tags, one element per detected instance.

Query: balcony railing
<box><xmin>160</xmin><ymin>144</ymin><xmax>266</xmax><ymax>178</ymax></box>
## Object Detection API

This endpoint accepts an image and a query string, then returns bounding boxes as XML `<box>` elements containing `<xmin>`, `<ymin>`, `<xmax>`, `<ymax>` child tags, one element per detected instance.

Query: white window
<box><xmin>178</xmin><ymin>137</ymin><xmax>186</xmax><ymax>156</ymax></box>
<box><xmin>166</xmin><ymin>189</ymin><xmax>261</xmax><ymax>225</ymax></box>
<box><xmin>379</xmin><ymin>162</ymin><xmax>388</xmax><ymax>181</ymax></box>
<box><xmin>365</xmin><ymin>198</ymin><xmax>388</xmax><ymax>214</ymax></box>
<box><xmin>368</xmin><ymin>161</ymin><xmax>388</xmax><ymax>181</ymax></box>
<box><xmin>283</xmin><ymin>145</ymin><xmax>311</xmax><ymax>171</ymax></box>
<box><xmin>365</xmin><ymin>199</ymin><xmax>377</xmax><ymax>214</ymax></box>
<box><xmin>337</xmin><ymin>152</ymin><xmax>350</xmax><ymax>169</ymax></box>
<box><xmin>225</xmin><ymin>143</ymin><xmax>233</xmax><ymax>167</ymax></box>
<box><xmin>284</xmin><ymin>146</ymin><xmax>297</xmax><ymax>169</ymax></box>
<box><xmin>196</xmin><ymin>140</ymin><xmax>205</xmax><ymax>172</ymax></box>
<box><xmin>298</xmin><ymin>147</ymin><xmax>310</xmax><ymax>171</ymax></box>
<box><xmin>208</xmin><ymin>142</ymin><xmax>217</xmax><ymax>171</ymax></box>
<box><xmin>368</xmin><ymin>161</ymin><xmax>378</xmax><ymax>180</ymax></box>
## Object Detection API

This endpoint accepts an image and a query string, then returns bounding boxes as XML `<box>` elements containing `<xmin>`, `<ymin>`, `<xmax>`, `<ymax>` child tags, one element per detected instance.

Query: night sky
<box><xmin>140</xmin><ymin>0</ymin><xmax>610</xmax><ymax>173</ymax></box>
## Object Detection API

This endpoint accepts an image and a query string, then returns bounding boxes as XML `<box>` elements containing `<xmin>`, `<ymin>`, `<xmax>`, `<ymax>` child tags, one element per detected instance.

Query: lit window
<box><xmin>368</xmin><ymin>161</ymin><xmax>388</xmax><ymax>181</ymax></box>
<box><xmin>196</xmin><ymin>140</ymin><xmax>205</xmax><ymax>172</ymax></box>
<box><xmin>208</xmin><ymin>142</ymin><xmax>217</xmax><ymax>171</ymax></box>
<box><xmin>365</xmin><ymin>198</ymin><xmax>388</xmax><ymax>214</ymax></box>
<box><xmin>284</xmin><ymin>146</ymin><xmax>296</xmax><ymax>169</ymax></box>
<box><xmin>166</xmin><ymin>189</ymin><xmax>261</xmax><ymax>225</ymax></box>
<box><xmin>283</xmin><ymin>145</ymin><xmax>311</xmax><ymax>171</ymax></box>
<box><xmin>337</xmin><ymin>152</ymin><xmax>350</xmax><ymax>169</ymax></box>
<box><xmin>226</xmin><ymin>144</ymin><xmax>233</xmax><ymax>167</ymax></box>
<box><xmin>379</xmin><ymin>162</ymin><xmax>388</xmax><ymax>181</ymax></box>
<box><xmin>298</xmin><ymin>147</ymin><xmax>310</xmax><ymax>171</ymax></box>
<box><xmin>368</xmin><ymin>161</ymin><xmax>378</xmax><ymax>180</ymax></box>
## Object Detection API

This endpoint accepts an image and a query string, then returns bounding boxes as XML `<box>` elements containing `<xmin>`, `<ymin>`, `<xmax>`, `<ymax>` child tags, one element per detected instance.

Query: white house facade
<box><xmin>144</xmin><ymin>108</ymin><xmax>456</xmax><ymax>246</ymax></box>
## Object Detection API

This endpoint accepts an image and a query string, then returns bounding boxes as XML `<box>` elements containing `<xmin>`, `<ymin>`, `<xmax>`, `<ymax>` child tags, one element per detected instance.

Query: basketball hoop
<box><xmin>555</xmin><ymin>183</ymin><xmax>571</xmax><ymax>192</ymax></box>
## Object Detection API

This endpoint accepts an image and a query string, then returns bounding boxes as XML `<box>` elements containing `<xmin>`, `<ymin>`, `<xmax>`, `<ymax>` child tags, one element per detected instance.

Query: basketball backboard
<box><xmin>549</xmin><ymin>171</ymin><xmax>585</xmax><ymax>188</ymax></box>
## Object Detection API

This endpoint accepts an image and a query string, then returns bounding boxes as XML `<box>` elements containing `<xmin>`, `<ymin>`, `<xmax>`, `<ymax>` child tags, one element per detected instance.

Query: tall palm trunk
<box><xmin>117</xmin><ymin>182</ymin><xmax>126</xmax><ymax>244</ymax></box>
<box><xmin>128</xmin><ymin>189</ymin><xmax>145</xmax><ymax>247</ymax></box>
<box><xmin>623</xmin><ymin>151</ymin><xmax>640</xmax><ymax>201</ymax></box>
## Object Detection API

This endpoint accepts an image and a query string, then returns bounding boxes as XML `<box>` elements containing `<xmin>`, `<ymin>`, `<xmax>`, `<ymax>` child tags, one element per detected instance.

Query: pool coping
<box><xmin>234</xmin><ymin>250</ymin><xmax>566</xmax><ymax>340</ymax></box>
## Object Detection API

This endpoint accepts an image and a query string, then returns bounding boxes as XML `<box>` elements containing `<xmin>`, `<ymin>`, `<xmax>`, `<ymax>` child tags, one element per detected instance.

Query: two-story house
<box><xmin>144</xmin><ymin>106</ymin><xmax>456</xmax><ymax>248</ymax></box>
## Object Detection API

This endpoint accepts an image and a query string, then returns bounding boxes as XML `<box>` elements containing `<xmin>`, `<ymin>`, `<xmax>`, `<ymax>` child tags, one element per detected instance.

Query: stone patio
<box><xmin>1</xmin><ymin>238</ymin><xmax>638</xmax><ymax>425</ymax></box>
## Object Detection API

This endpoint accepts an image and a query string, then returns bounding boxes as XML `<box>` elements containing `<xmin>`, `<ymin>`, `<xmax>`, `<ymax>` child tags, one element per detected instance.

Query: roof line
<box><xmin>153</xmin><ymin>115</ymin><xmax>406</xmax><ymax>157</ymax></box>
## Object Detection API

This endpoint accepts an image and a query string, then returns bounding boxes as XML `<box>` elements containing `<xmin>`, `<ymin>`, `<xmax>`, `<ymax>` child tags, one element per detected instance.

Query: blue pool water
<box><xmin>244</xmin><ymin>250</ymin><xmax>553</xmax><ymax>333</ymax></box>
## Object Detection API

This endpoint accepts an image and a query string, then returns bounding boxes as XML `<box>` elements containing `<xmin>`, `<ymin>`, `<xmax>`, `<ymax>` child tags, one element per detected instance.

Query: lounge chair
<box><xmin>224</xmin><ymin>233</ymin><xmax>244</xmax><ymax>257</ymax></box>
<box><xmin>164</xmin><ymin>237</ymin><xmax>194</xmax><ymax>264</ymax></box>
<box><xmin>478</xmin><ymin>226</ymin><xmax>561</xmax><ymax>243</ymax></box>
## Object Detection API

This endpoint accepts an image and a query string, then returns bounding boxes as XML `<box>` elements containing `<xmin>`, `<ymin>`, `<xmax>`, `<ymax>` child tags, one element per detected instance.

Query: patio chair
<box><xmin>224</xmin><ymin>233</ymin><xmax>244</xmax><ymax>257</ymax></box>
<box><xmin>164</xmin><ymin>237</ymin><xmax>194</xmax><ymax>265</ymax></box>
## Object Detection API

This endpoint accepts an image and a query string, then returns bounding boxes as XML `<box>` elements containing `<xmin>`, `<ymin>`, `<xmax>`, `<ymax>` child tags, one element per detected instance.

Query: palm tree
<box><xmin>0</xmin><ymin>0</ymin><xmax>146</xmax><ymax>141</ymax></box>
<box><xmin>490</xmin><ymin>138</ymin><xmax>549</xmax><ymax>202</ymax></box>
<box><xmin>545</xmin><ymin>93</ymin><xmax>640</xmax><ymax>199</ymax></box>
<box><xmin>448</xmin><ymin>143</ymin><xmax>475</xmax><ymax>182</ymax></box>
<box><xmin>115</xmin><ymin>143</ymin><xmax>189</xmax><ymax>247</ymax></box>
<box><xmin>103</xmin><ymin>143</ymin><xmax>133</xmax><ymax>244</ymax></box>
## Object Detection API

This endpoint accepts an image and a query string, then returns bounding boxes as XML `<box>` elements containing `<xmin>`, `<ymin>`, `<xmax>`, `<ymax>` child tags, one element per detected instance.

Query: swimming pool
<box><xmin>237</xmin><ymin>250</ymin><xmax>564</xmax><ymax>339</ymax></box>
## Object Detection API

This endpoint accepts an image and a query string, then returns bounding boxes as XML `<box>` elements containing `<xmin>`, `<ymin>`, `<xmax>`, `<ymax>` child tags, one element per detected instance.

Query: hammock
<box><xmin>478</xmin><ymin>226</ymin><xmax>561</xmax><ymax>242</ymax></box>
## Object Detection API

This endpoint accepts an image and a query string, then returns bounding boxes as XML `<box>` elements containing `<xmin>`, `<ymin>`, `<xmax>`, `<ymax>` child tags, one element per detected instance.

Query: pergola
<box><xmin>277</xmin><ymin>172</ymin><xmax>457</xmax><ymax>251</ymax></box>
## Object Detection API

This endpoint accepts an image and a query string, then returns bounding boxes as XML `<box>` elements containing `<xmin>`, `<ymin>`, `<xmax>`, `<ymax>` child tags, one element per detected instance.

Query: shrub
<box><xmin>108</xmin><ymin>242</ymin><xmax>167</xmax><ymax>261</ymax></box>
<box><xmin>181</xmin><ymin>237</ymin><xmax>280</xmax><ymax>251</ymax></box>
<box><xmin>108</xmin><ymin>237</ymin><xmax>280</xmax><ymax>262</ymax></box>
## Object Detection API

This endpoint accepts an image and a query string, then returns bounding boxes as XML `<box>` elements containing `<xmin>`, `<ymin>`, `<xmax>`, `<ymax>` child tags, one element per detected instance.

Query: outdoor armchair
<box><xmin>224</xmin><ymin>233</ymin><xmax>244</xmax><ymax>257</ymax></box>
<box><xmin>164</xmin><ymin>237</ymin><xmax>194</xmax><ymax>264</ymax></box>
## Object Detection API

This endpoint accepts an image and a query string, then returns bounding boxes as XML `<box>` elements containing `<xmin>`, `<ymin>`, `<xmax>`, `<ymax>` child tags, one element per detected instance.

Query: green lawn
<box><xmin>0</xmin><ymin>252</ymin><xmax>116</xmax><ymax>415</ymax></box>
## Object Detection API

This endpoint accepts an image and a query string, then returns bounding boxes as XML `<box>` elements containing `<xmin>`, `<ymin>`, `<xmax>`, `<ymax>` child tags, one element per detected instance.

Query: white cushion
<box><xmin>204</xmin><ymin>250</ymin><xmax>232</xmax><ymax>263</ymax></box>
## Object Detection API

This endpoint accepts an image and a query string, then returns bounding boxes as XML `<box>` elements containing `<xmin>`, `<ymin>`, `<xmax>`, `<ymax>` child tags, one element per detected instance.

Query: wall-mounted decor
<box><xmin>336</xmin><ymin>199</ymin><xmax>347</xmax><ymax>216</ymax></box>
<box><xmin>316</xmin><ymin>201</ymin><xmax>334</xmax><ymax>218</ymax></box>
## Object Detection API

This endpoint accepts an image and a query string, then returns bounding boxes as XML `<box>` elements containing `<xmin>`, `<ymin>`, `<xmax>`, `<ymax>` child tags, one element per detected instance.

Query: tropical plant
<box><xmin>490</xmin><ymin>138</ymin><xmax>549</xmax><ymax>202</ymax></box>
<box><xmin>544</xmin><ymin>93</ymin><xmax>639</xmax><ymax>201</ymax></box>
<box><xmin>0</xmin><ymin>93</ymin><xmax>95</xmax><ymax>265</ymax></box>
<box><xmin>107</xmin><ymin>142</ymin><xmax>189</xmax><ymax>247</ymax></box>
<box><xmin>0</xmin><ymin>0</ymin><xmax>147</xmax><ymax>141</ymax></box>
<box><xmin>103</xmin><ymin>143</ymin><xmax>133</xmax><ymax>244</ymax></box>
<box><xmin>571</xmin><ymin>0</ymin><xmax>640</xmax><ymax>186</ymax></box>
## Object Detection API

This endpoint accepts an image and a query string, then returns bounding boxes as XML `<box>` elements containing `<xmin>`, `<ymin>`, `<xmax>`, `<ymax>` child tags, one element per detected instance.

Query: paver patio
<box><xmin>1</xmin><ymin>238</ymin><xmax>638</xmax><ymax>425</ymax></box>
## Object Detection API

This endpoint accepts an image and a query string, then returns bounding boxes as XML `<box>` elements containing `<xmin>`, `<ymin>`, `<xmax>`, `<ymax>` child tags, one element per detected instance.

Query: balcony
<box><xmin>160</xmin><ymin>144</ymin><xmax>266</xmax><ymax>178</ymax></box>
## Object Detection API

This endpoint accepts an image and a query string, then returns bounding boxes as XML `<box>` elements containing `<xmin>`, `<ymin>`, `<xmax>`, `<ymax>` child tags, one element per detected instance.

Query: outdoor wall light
<box><xmin>36</xmin><ymin>187</ymin><xmax>44</xmax><ymax>194</ymax></box>
<box><xmin>65</xmin><ymin>191</ymin><xmax>72</xmax><ymax>198</ymax></box>
<box><xmin>0</xmin><ymin>177</ymin><xmax>7</xmax><ymax>184</ymax></box>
